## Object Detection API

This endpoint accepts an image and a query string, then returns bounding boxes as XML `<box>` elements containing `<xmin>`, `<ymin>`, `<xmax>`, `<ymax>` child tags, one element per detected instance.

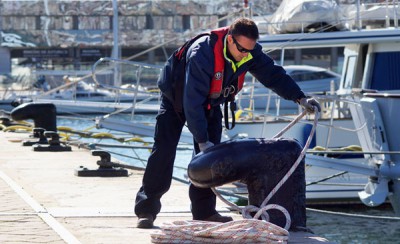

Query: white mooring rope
<box><xmin>151</xmin><ymin>219</ymin><xmax>289</xmax><ymax>243</ymax></box>
<box><xmin>151</xmin><ymin>109</ymin><xmax>319</xmax><ymax>243</ymax></box>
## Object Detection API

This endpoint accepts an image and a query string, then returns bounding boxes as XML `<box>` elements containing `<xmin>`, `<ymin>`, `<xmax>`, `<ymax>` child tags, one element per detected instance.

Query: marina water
<box><xmin>57</xmin><ymin>114</ymin><xmax>400</xmax><ymax>244</ymax></box>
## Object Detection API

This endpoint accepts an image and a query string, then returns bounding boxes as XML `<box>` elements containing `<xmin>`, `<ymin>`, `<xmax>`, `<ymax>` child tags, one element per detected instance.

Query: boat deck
<box><xmin>0</xmin><ymin>131</ymin><xmax>332</xmax><ymax>243</ymax></box>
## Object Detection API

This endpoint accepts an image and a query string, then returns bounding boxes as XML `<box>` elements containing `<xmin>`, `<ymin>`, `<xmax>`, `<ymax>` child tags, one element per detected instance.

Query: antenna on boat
<box><xmin>243</xmin><ymin>0</ymin><xmax>252</xmax><ymax>18</ymax></box>
<box><xmin>356</xmin><ymin>0</ymin><xmax>362</xmax><ymax>30</ymax></box>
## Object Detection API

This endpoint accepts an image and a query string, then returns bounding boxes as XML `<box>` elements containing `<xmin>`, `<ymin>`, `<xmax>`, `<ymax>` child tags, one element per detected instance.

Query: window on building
<box><xmin>120</xmin><ymin>16</ymin><xmax>146</xmax><ymax>30</ymax></box>
<box><xmin>218</xmin><ymin>15</ymin><xmax>227</xmax><ymax>27</ymax></box>
<box><xmin>182</xmin><ymin>15</ymin><xmax>190</xmax><ymax>30</ymax></box>
<box><xmin>39</xmin><ymin>16</ymin><xmax>74</xmax><ymax>30</ymax></box>
<box><xmin>190</xmin><ymin>16</ymin><xmax>218</xmax><ymax>30</ymax></box>
<box><xmin>145</xmin><ymin>14</ymin><xmax>154</xmax><ymax>29</ymax></box>
<box><xmin>73</xmin><ymin>16</ymin><xmax>79</xmax><ymax>30</ymax></box>
<box><xmin>152</xmin><ymin>16</ymin><xmax>174</xmax><ymax>30</ymax></box>
<box><xmin>78</xmin><ymin>16</ymin><xmax>110</xmax><ymax>30</ymax></box>
<box><xmin>2</xmin><ymin>16</ymin><xmax>36</xmax><ymax>30</ymax></box>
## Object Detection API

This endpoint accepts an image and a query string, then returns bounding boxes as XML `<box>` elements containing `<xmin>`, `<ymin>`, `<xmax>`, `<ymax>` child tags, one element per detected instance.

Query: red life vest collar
<box><xmin>209</xmin><ymin>27</ymin><xmax>246</xmax><ymax>99</ymax></box>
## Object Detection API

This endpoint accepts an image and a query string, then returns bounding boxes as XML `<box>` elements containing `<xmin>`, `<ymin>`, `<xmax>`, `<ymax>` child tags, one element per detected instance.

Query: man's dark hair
<box><xmin>229</xmin><ymin>17</ymin><xmax>259</xmax><ymax>40</ymax></box>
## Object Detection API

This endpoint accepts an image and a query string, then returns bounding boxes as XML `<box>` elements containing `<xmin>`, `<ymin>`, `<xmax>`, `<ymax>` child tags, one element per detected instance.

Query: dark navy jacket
<box><xmin>158</xmin><ymin>34</ymin><xmax>305</xmax><ymax>144</ymax></box>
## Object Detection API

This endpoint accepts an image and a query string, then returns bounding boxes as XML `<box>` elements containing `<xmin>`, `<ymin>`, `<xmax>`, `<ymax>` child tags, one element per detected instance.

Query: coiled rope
<box><xmin>151</xmin><ymin>109</ymin><xmax>319</xmax><ymax>243</ymax></box>
<box><xmin>151</xmin><ymin>219</ymin><xmax>289</xmax><ymax>243</ymax></box>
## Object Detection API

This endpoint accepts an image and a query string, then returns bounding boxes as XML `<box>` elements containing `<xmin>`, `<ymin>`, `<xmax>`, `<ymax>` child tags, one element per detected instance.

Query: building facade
<box><xmin>0</xmin><ymin>0</ymin><xmax>277</xmax><ymax>73</ymax></box>
<box><xmin>0</xmin><ymin>0</ymin><xmax>355</xmax><ymax>76</ymax></box>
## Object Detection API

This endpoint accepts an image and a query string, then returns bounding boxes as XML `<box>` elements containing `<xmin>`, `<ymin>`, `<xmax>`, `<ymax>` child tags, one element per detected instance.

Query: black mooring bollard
<box><xmin>187</xmin><ymin>138</ymin><xmax>306</xmax><ymax>230</ymax></box>
<box><xmin>10</xmin><ymin>102</ymin><xmax>57</xmax><ymax>132</ymax></box>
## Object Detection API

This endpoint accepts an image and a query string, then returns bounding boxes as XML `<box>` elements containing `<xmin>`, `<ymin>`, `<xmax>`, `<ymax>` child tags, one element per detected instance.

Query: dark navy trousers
<box><xmin>134</xmin><ymin>96</ymin><xmax>223</xmax><ymax>220</ymax></box>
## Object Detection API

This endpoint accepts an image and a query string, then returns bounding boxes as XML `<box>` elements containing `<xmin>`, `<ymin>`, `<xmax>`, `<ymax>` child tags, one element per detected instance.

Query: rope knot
<box><xmin>242</xmin><ymin>204</ymin><xmax>291</xmax><ymax>230</ymax></box>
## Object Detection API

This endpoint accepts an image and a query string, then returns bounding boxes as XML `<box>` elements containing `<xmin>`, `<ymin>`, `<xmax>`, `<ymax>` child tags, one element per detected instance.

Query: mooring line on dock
<box><xmin>0</xmin><ymin>170</ymin><xmax>82</xmax><ymax>244</ymax></box>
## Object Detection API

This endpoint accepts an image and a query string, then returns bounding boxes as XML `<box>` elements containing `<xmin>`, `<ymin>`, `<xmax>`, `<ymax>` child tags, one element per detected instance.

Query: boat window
<box><xmin>342</xmin><ymin>56</ymin><xmax>356</xmax><ymax>89</ymax></box>
<box><xmin>76</xmin><ymin>94</ymin><xmax>90</xmax><ymax>98</ymax></box>
<box><xmin>370</xmin><ymin>52</ymin><xmax>400</xmax><ymax>90</ymax></box>
<box><xmin>290</xmin><ymin>71</ymin><xmax>336</xmax><ymax>82</ymax></box>
<box><xmin>290</xmin><ymin>71</ymin><xmax>306</xmax><ymax>81</ymax></box>
<box><xmin>90</xmin><ymin>93</ymin><xmax>106</xmax><ymax>97</ymax></box>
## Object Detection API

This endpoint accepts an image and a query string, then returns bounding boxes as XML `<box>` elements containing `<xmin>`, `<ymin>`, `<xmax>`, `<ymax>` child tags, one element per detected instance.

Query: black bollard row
<box><xmin>9</xmin><ymin>102</ymin><xmax>71</xmax><ymax>152</ymax></box>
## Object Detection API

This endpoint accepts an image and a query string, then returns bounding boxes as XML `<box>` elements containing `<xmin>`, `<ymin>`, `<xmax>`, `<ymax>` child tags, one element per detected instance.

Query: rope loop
<box><xmin>242</xmin><ymin>204</ymin><xmax>291</xmax><ymax>231</ymax></box>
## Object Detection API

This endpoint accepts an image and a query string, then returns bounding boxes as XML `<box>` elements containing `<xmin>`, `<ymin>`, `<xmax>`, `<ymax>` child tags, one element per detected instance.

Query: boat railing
<box><xmin>0</xmin><ymin>86</ymin><xmax>46</xmax><ymax>105</ymax></box>
<box><xmin>237</xmin><ymin>94</ymin><xmax>360</xmax><ymax>126</ymax></box>
<box><xmin>349</xmin><ymin>1</ymin><xmax>400</xmax><ymax>29</ymax></box>
<box><xmin>257</xmin><ymin>1</ymin><xmax>400</xmax><ymax>35</ymax></box>
<box><xmin>27</xmin><ymin>57</ymin><xmax>163</xmax><ymax>117</ymax></box>
<box><xmin>90</xmin><ymin>57</ymin><xmax>163</xmax><ymax>118</ymax></box>
<box><xmin>0</xmin><ymin>69</ymin><xmax>39</xmax><ymax>101</ymax></box>
<box><xmin>237</xmin><ymin>78</ymin><xmax>343</xmax><ymax>117</ymax></box>
<box><xmin>234</xmin><ymin>92</ymin><xmax>367</xmax><ymax>151</ymax></box>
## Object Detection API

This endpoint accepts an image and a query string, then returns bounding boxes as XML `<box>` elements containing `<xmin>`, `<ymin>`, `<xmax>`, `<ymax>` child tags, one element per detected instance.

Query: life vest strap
<box><xmin>224</xmin><ymin>100</ymin><xmax>236</xmax><ymax>130</ymax></box>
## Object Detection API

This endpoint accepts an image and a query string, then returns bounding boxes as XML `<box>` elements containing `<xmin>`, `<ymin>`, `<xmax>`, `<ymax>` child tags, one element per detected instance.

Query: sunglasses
<box><xmin>231</xmin><ymin>36</ymin><xmax>253</xmax><ymax>53</ymax></box>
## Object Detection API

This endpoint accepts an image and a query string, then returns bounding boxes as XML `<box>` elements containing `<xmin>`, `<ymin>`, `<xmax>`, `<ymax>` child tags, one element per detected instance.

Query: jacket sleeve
<box><xmin>183</xmin><ymin>40</ymin><xmax>214</xmax><ymax>143</ymax></box>
<box><xmin>248</xmin><ymin>45</ymin><xmax>306</xmax><ymax>102</ymax></box>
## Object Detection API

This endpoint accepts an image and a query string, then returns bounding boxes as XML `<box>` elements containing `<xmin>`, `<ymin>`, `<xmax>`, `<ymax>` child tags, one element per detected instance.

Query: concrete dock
<box><xmin>0</xmin><ymin>130</ymin><xmax>332</xmax><ymax>243</ymax></box>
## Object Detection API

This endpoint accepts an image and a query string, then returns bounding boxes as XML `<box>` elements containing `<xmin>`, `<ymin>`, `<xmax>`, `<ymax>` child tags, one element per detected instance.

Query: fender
<box><xmin>188</xmin><ymin>138</ymin><xmax>306</xmax><ymax>229</ymax></box>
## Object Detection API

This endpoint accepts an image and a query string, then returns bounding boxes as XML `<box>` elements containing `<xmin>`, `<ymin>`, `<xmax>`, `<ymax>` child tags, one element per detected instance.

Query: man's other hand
<box><xmin>199</xmin><ymin>141</ymin><xmax>214</xmax><ymax>152</ymax></box>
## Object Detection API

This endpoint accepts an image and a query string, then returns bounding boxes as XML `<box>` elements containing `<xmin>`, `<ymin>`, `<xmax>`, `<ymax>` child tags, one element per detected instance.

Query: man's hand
<box><xmin>299</xmin><ymin>97</ymin><xmax>321</xmax><ymax>113</ymax></box>
<box><xmin>199</xmin><ymin>141</ymin><xmax>214</xmax><ymax>152</ymax></box>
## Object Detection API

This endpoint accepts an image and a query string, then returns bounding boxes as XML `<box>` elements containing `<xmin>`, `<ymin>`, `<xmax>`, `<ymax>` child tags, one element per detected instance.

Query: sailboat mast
<box><xmin>112</xmin><ymin>0</ymin><xmax>121</xmax><ymax>88</ymax></box>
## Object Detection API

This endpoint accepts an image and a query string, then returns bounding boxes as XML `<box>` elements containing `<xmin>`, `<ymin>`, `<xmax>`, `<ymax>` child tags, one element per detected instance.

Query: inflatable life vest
<box><xmin>173</xmin><ymin>27</ymin><xmax>247</xmax><ymax>101</ymax></box>
<box><xmin>171</xmin><ymin>27</ymin><xmax>247</xmax><ymax>129</ymax></box>
<box><xmin>208</xmin><ymin>27</ymin><xmax>246</xmax><ymax>99</ymax></box>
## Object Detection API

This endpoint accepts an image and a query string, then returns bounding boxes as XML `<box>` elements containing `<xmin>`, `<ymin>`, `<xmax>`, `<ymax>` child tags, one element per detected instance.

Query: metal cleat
<box><xmin>74</xmin><ymin>150</ymin><xmax>128</xmax><ymax>177</ymax></box>
<box><xmin>0</xmin><ymin>117</ymin><xmax>12</xmax><ymax>127</ymax></box>
<box><xmin>32</xmin><ymin>131</ymin><xmax>72</xmax><ymax>152</ymax></box>
<box><xmin>32</xmin><ymin>127</ymin><xmax>44</xmax><ymax>138</ymax></box>
<box><xmin>22</xmin><ymin>128</ymin><xmax>48</xmax><ymax>146</ymax></box>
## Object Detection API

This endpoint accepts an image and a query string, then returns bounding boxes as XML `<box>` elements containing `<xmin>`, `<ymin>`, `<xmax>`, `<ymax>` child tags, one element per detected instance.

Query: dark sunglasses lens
<box><xmin>233</xmin><ymin>37</ymin><xmax>250</xmax><ymax>53</ymax></box>
<box><xmin>237</xmin><ymin>45</ymin><xmax>245</xmax><ymax>53</ymax></box>
<box><xmin>239</xmin><ymin>47</ymin><xmax>249</xmax><ymax>53</ymax></box>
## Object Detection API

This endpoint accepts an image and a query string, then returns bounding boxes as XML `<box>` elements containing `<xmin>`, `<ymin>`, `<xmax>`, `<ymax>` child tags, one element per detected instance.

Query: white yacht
<box><xmin>237</xmin><ymin>65</ymin><xmax>341</xmax><ymax>111</ymax></box>
<box><xmin>223</xmin><ymin>26</ymin><xmax>400</xmax><ymax>211</ymax></box>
